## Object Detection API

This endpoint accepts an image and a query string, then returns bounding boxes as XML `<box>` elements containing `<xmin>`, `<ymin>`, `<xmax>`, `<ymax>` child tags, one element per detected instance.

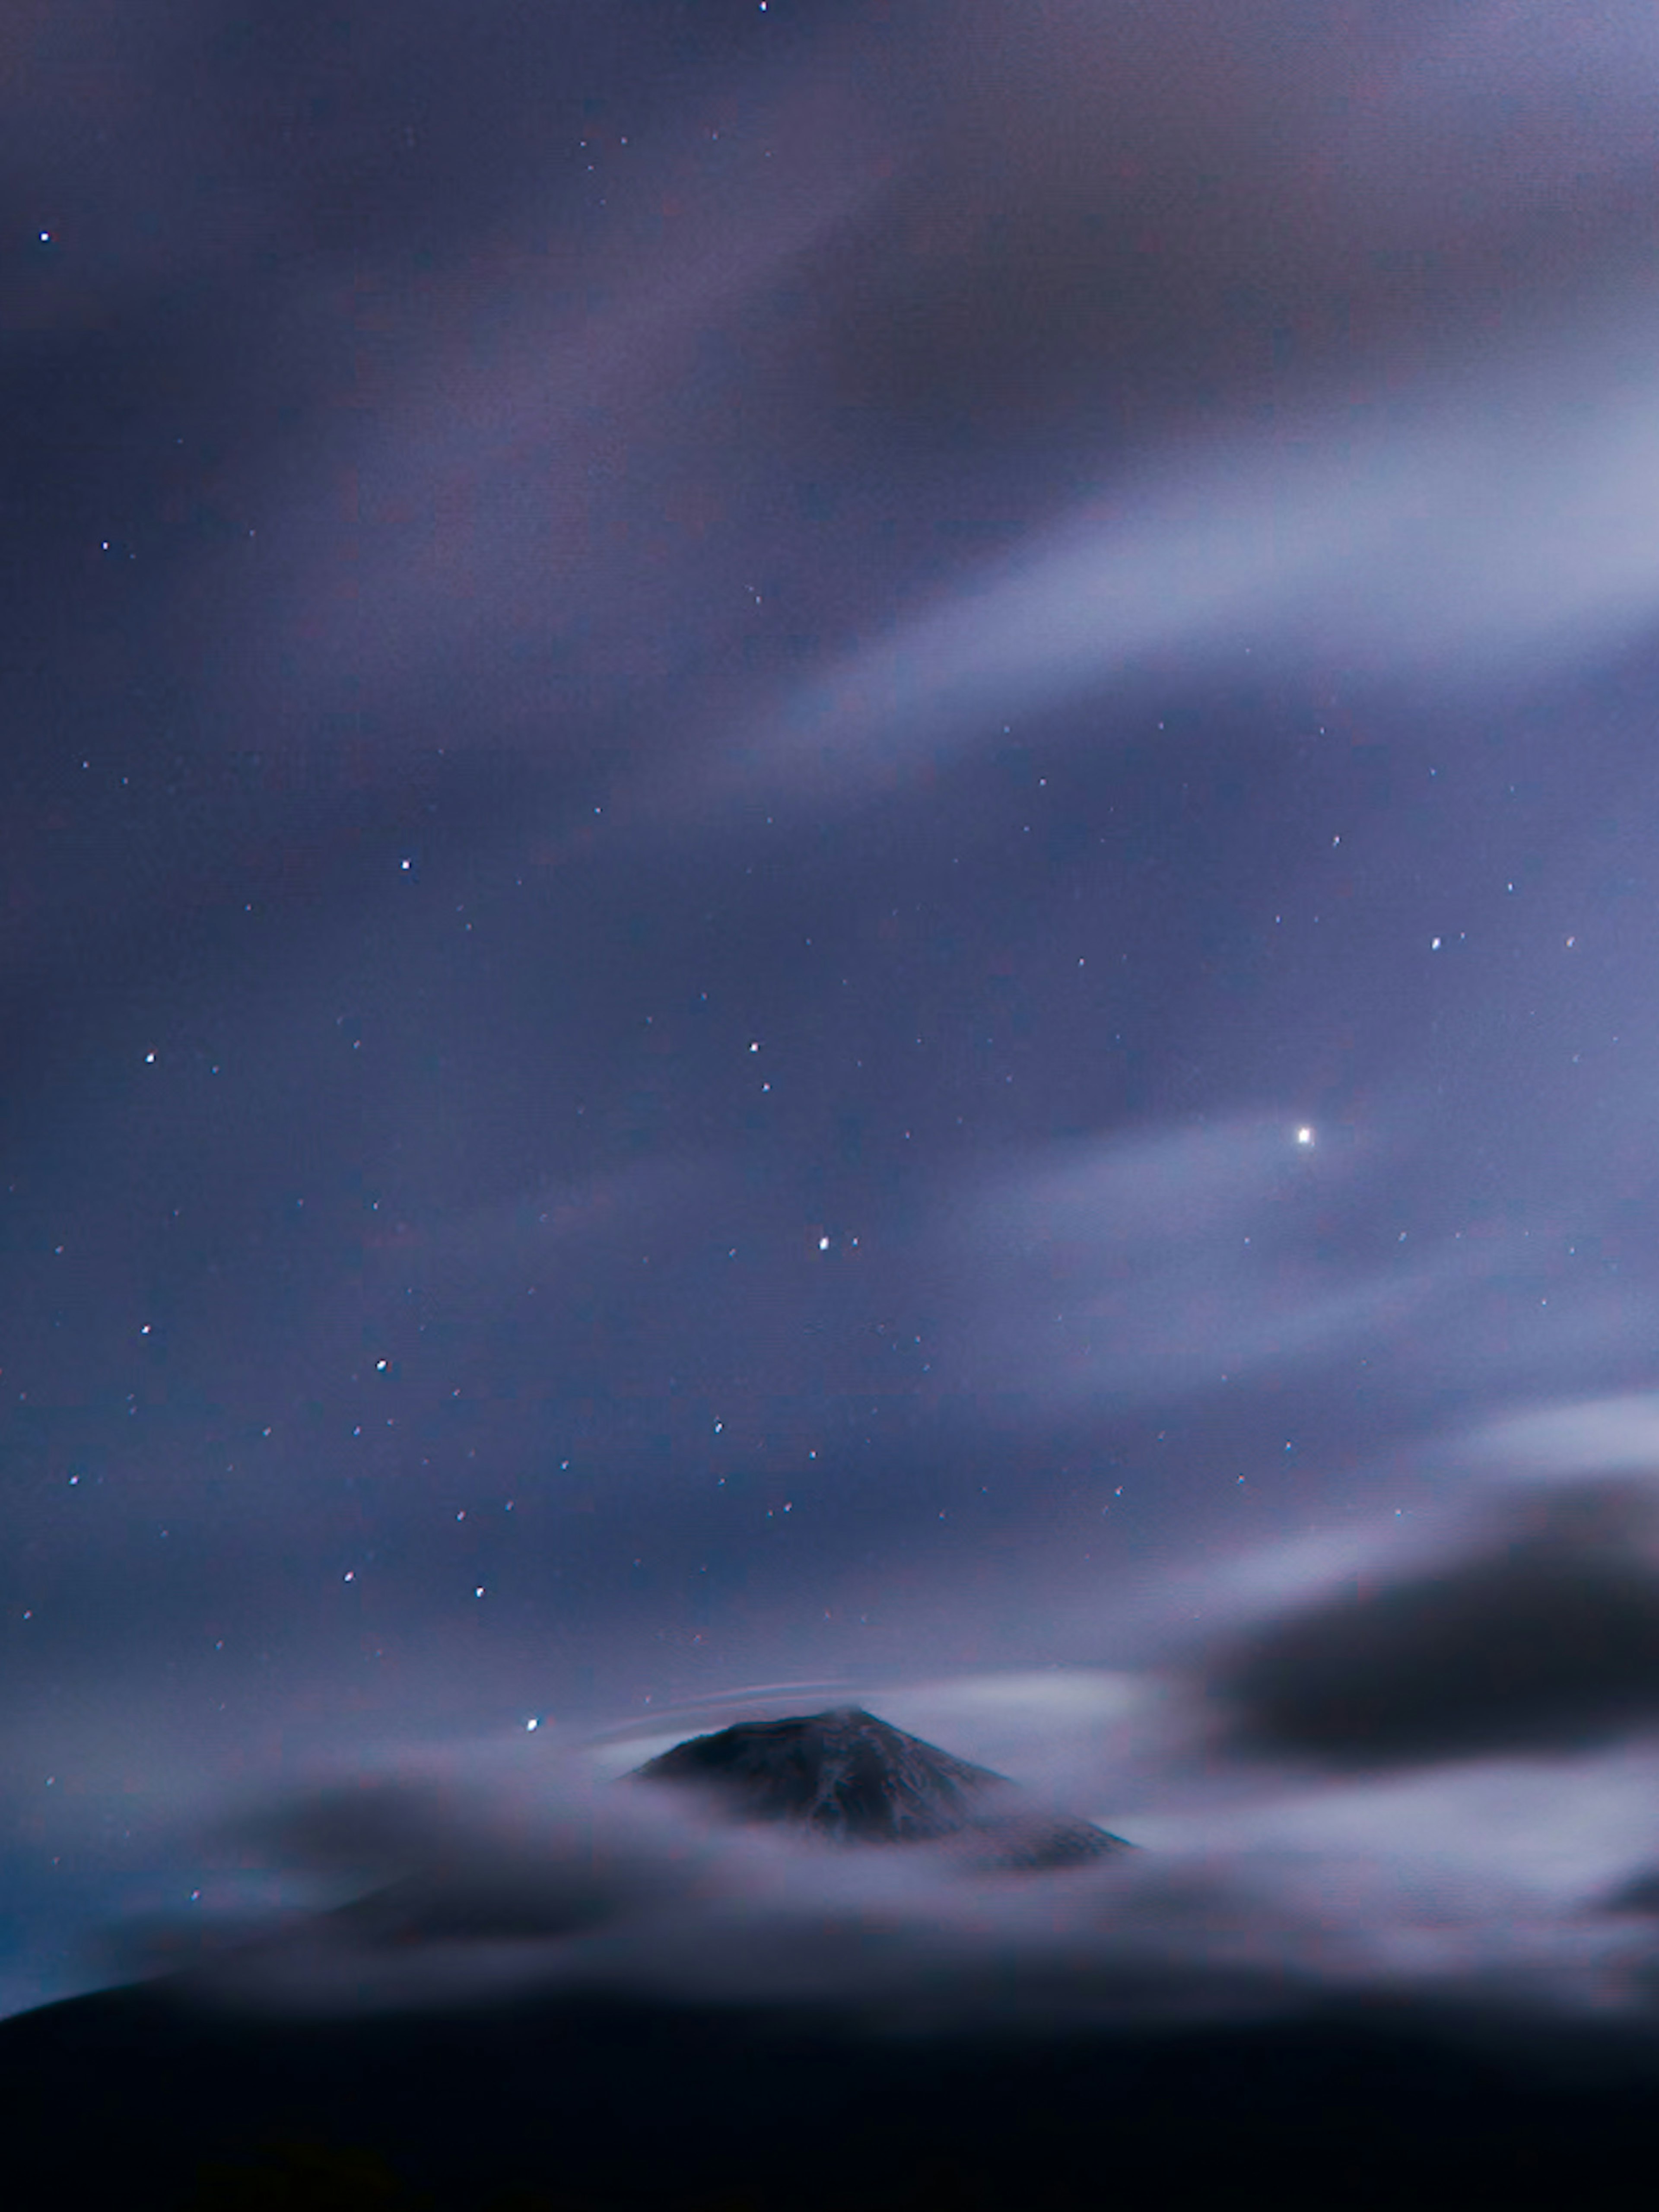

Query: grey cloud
<box><xmin>1207</xmin><ymin>1480</ymin><xmax>1659</xmax><ymax>1766</ymax></box>
<box><xmin>115</xmin><ymin>1716</ymin><xmax>1659</xmax><ymax>2043</ymax></box>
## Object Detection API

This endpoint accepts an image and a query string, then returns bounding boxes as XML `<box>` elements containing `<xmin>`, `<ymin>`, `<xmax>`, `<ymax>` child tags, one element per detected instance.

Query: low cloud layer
<box><xmin>79</xmin><ymin>1428</ymin><xmax>1659</xmax><ymax>2055</ymax></box>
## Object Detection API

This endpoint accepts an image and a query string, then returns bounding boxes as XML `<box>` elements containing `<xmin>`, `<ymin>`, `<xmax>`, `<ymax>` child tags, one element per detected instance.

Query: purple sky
<box><xmin>10</xmin><ymin>0</ymin><xmax>1659</xmax><ymax>2027</ymax></box>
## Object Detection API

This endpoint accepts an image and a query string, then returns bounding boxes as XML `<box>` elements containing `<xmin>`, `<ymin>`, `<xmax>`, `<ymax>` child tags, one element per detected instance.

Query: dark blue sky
<box><xmin>10</xmin><ymin>0</ymin><xmax>1659</xmax><ymax>2026</ymax></box>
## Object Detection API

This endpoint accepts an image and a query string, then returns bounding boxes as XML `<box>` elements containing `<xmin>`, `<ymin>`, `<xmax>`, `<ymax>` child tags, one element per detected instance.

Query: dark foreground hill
<box><xmin>6</xmin><ymin>1970</ymin><xmax>1659</xmax><ymax>2210</ymax></box>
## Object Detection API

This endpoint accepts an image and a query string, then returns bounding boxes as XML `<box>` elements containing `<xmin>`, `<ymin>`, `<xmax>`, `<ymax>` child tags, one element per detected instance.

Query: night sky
<box><xmin>13</xmin><ymin>0</ymin><xmax>1659</xmax><ymax>2050</ymax></box>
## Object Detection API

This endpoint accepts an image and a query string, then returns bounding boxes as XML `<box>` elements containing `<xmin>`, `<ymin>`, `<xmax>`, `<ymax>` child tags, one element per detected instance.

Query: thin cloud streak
<box><xmin>699</xmin><ymin>290</ymin><xmax>1659</xmax><ymax>823</ymax></box>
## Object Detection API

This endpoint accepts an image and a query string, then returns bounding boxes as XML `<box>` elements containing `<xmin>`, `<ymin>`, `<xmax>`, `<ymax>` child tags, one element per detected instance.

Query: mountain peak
<box><xmin>626</xmin><ymin>1705</ymin><xmax>1133</xmax><ymax>1870</ymax></box>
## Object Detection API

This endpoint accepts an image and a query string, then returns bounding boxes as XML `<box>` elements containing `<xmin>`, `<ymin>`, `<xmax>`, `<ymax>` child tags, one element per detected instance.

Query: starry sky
<box><xmin>13</xmin><ymin>0</ymin><xmax>1659</xmax><ymax>2027</ymax></box>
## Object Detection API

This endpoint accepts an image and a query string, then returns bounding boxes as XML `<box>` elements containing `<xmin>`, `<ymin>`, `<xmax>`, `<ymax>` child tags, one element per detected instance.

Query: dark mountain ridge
<box><xmin>624</xmin><ymin>1703</ymin><xmax>1134</xmax><ymax>1869</ymax></box>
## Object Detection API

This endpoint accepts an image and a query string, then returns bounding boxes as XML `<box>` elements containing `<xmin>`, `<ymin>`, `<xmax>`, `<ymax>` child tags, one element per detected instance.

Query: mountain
<box><xmin>625</xmin><ymin>1703</ymin><xmax>1135</xmax><ymax>1869</ymax></box>
<box><xmin>6</xmin><ymin>1712</ymin><xmax>1659</xmax><ymax>2207</ymax></box>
